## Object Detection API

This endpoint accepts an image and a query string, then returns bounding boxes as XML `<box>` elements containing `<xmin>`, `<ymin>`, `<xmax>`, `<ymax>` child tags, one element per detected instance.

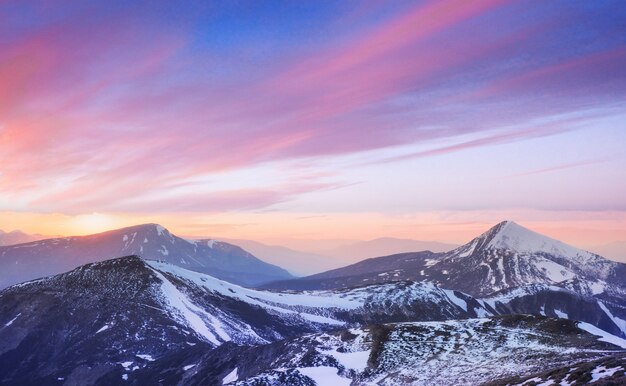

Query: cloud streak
<box><xmin>0</xmin><ymin>0</ymin><xmax>624</xmax><ymax>214</ymax></box>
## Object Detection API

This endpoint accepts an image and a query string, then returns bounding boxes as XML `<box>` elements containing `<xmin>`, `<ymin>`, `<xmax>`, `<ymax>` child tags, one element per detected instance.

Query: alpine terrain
<box><xmin>0</xmin><ymin>223</ymin><xmax>293</xmax><ymax>289</ymax></box>
<box><xmin>0</xmin><ymin>222</ymin><xmax>625</xmax><ymax>385</ymax></box>
<box><xmin>264</xmin><ymin>221</ymin><xmax>626</xmax><ymax>338</ymax></box>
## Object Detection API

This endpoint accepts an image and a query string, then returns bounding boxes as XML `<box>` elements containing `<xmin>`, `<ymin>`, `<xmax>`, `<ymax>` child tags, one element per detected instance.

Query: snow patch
<box><xmin>183</xmin><ymin>364</ymin><xmax>196</xmax><ymax>371</ymax></box>
<box><xmin>147</xmin><ymin>261</ymin><xmax>362</xmax><ymax>311</ymax></box>
<box><xmin>577</xmin><ymin>322</ymin><xmax>626</xmax><ymax>348</ymax></box>
<box><xmin>4</xmin><ymin>313</ymin><xmax>20</xmax><ymax>327</ymax></box>
<box><xmin>150</xmin><ymin>268</ymin><xmax>223</xmax><ymax>345</ymax></box>
<box><xmin>590</xmin><ymin>365</ymin><xmax>623</xmax><ymax>383</ymax></box>
<box><xmin>534</xmin><ymin>259</ymin><xmax>575</xmax><ymax>282</ymax></box>
<box><xmin>442</xmin><ymin>289</ymin><xmax>467</xmax><ymax>312</ymax></box>
<box><xmin>155</xmin><ymin>224</ymin><xmax>166</xmax><ymax>236</ymax></box>
<box><xmin>459</xmin><ymin>240</ymin><xmax>477</xmax><ymax>257</ymax></box>
<box><xmin>119</xmin><ymin>362</ymin><xmax>133</xmax><ymax>370</ymax></box>
<box><xmin>136</xmin><ymin>354</ymin><xmax>155</xmax><ymax>361</ymax></box>
<box><xmin>96</xmin><ymin>325</ymin><xmax>110</xmax><ymax>334</ymax></box>
<box><xmin>223</xmin><ymin>367</ymin><xmax>238</xmax><ymax>384</ymax></box>
<box><xmin>299</xmin><ymin>312</ymin><xmax>344</xmax><ymax>326</ymax></box>
<box><xmin>297</xmin><ymin>366</ymin><xmax>351</xmax><ymax>386</ymax></box>
<box><xmin>597</xmin><ymin>300</ymin><xmax>626</xmax><ymax>336</ymax></box>
<box><xmin>320</xmin><ymin>349</ymin><xmax>370</xmax><ymax>371</ymax></box>
<box><xmin>589</xmin><ymin>281</ymin><xmax>606</xmax><ymax>295</ymax></box>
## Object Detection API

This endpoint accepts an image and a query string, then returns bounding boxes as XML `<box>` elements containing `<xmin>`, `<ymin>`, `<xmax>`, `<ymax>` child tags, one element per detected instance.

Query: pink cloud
<box><xmin>1</xmin><ymin>1</ymin><xmax>624</xmax><ymax>214</ymax></box>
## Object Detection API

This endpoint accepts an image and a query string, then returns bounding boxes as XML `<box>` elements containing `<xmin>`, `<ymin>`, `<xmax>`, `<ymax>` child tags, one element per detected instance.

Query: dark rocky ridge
<box><xmin>0</xmin><ymin>255</ymin><xmax>500</xmax><ymax>384</ymax></box>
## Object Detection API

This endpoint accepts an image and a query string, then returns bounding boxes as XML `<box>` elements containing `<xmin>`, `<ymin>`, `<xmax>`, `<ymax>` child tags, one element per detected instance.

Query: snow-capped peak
<box><xmin>483</xmin><ymin>221</ymin><xmax>597</xmax><ymax>261</ymax></box>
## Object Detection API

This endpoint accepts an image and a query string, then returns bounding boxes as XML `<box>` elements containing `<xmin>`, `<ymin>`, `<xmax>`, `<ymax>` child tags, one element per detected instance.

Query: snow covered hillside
<box><xmin>267</xmin><ymin>221</ymin><xmax>626</xmax><ymax>299</ymax></box>
<box><xmin>130</xmin><ymin>315</ymin><xmax>626</xmax><ymax>385</ymax></box>
<box><xmin>0</xmin><ymin>255</ymin><xmax>491</xmax><ymax>384</ymax></box>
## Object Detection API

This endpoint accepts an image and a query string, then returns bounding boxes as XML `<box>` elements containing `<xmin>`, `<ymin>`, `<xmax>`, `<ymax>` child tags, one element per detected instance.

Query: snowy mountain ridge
<box><xmin>2</xmin><ymin>222</ymin><xmax>626</xmax><ymax>385</ymax></box>
<box><xmin>268</xmin><ymin>221</ymin><xmax>626</xmax><ymax>301</ymax></box>
<box><xmin>0</xmin><ymin>223</ymin><xmax>293</xmax><ymax>288</ymax></box>
<box><xmin>157</xmin><ymin>316</ymin><xmax>625</xmax><ymax>386</ymax></box>
<box><xmin>458</xmin><ymin>220</ymin><xmax>604</xmax><ymax>270</ymax></box>
<box><xmin>438</xmin><ymin>220</ymin><xmax>623</xmax><ymax>296</ymax></box>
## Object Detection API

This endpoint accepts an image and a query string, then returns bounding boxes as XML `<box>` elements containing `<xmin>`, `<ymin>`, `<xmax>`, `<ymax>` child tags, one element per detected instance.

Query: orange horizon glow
<box><xmin>1</xmin><ymin>2</ymin><xmax>625</xmax><ymax>262</ymax></box>
<box><xmin>3</xmin><ymin>210</ymin><xmax>625</xmax><ymax>261</ymax></box>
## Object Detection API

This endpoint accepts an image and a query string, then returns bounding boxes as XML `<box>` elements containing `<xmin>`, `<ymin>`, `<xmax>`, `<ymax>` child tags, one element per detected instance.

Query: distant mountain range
<box><xmin>217</xmin><ymin>238</ymin><xmax>340</xmax><ymax>275</ymax></box>
<box><xmin>1</xmin><ymin>220</ymin><xmax>625</xmax><ymax>385</ymax></box>
<box><xmin>221</xmin><ymin>237</ymin><xmax>458</xmax><ymax>275</ymax></box>
<box><xmin>0</xmin><ymin>224</ymin><xmax>292</xmax><ymax>288</ymax></box>
<box><xmin>316</xmin><ymin>237</ymin><xmax>458</xmax><ymax>261</ymax></box>
<box><xmin>0</xmin><ymin>229</ymin><xmax>45</xmax><ymax>246</ymax></box>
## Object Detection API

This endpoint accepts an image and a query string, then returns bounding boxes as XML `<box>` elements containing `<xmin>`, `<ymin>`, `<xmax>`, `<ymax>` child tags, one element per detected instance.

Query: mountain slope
<box><xmin>432</xmin><ymin>220</ymin><xmax>626</xmax><ymax>297</ymax></box>
<box><xmin>132</xmin><ymin>316</ymin><xmax>626</xmax><ymax>386</ymax></box>
<box><xmin>263</xmin><ymin>251</ymin><xmax>440</xmax><ymax>291</ymax></box>
<box><xmin>264</xmin><ymin>221</ymin><xmax>626</xmax><ymax>298</ymax></box>
<box><xmin>0</xmin><ymin>255</ymin><xmax>495</xmax><ymax>384</ymax></box>
<box><xmin>0</xmin><ymin>223</ymin><xmax>293</xmax><ymax>288</ymax></box>
<box><xmin>262</xmin><ymin>221</ymin><xmax>626</xmax><ymax>338</ymax></box>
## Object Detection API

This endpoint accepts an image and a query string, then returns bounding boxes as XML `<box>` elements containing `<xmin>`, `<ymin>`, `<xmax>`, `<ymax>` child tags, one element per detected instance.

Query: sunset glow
<box><xmin>1</xmin><ymin>1</ymin><xmax>625</xmax><ymax>258</ymax></box>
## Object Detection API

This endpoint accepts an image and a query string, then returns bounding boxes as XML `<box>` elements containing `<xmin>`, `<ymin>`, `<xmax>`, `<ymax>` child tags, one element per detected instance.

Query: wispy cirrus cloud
<box><xmin>0</xmin><ymin>0</ymin><xmax>624</xmax><ymax>215</ymax></box>
<box><xmin>503</xmin><ymin>158</ymin><xmax>611</xmax><ymax>179</ymax></box>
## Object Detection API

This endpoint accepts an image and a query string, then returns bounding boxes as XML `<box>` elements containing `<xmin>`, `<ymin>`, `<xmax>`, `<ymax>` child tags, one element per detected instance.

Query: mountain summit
<box><xmin>461</xmin><ymin>220</ymin><xmax>600</xmax><ymax>264</ymax></box>
<box><xmin>0</xmin><ymin>223</ymin><xmax>293</xmax><ymax>289</ymax></box>
<box><xmin>440</xmin><ymin>220</ymin><xmax>623</xmax><ymax>296</ymax></box>
<box><xmin>264</xmin><ymin>221</ymin><xmax>626</xmax><ymax>298</ymax></box>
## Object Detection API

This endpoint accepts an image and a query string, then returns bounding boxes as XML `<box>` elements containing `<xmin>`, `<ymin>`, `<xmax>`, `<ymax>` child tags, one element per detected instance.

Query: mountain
<box><xmin>2</xmin><ymin>255</ymin><xmax>626</xmax><ymax>385</ymax></box>
<box><xmin>262</xmin><ymin>250</ymin><xmax>442</xmax><ymax>291</ymax></box>
<box><xmin>3</xmin><ymin>223</ymin><xmax>626</xmax><ymax>385</ymax></box>
<box><xmin>0</xmin><ymin>229</ymin><xmax>44</xmax><ymax>246</ymax></box>
<box><xmin>264</xmin><ymin>221</ymin><xmax>626</xmax><ymax>297</ymax></box>
<box><xmin>0</xmin><ymin>223</ymin><xmax>293</xmax><ymax>288</ymax></box>
<box><xmin>218</xmin><ymin>237</ymin><xmax>457</xmax><ymax>276</ymax></box>
<box><xmin>145</xmin><ymin>316</ymin><xmax>622</xmax><ymax>386</ymax></box>
<box><xmin>262</xmin><ymin>221</ymin><xmax>626</xmax><ymax>338</ymax></box>
<box><xmin>0</xmin><ymin>255</ymin><xmax>498</xmax><ymax>384</ymax></box>
<box><xmin>317</xmin><ymin>237</ymin><xmax>458</xmax><ymax>261</ymax></box>
<box><xmin>431</xmin><ymin>220</ymin><xmax>626</xmax><ymax>297</ymax></box>
<box><xmin>218</xmin><ymin>238</ymin><xmax>341</xmax><ymax>275</ymax></box>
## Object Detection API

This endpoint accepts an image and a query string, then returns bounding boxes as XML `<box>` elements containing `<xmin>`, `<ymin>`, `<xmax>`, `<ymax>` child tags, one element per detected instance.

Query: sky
<box><xmin>1</xmin><ymin>0</ymin><xmax>625</xmax><ymax>257</ymax></box>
